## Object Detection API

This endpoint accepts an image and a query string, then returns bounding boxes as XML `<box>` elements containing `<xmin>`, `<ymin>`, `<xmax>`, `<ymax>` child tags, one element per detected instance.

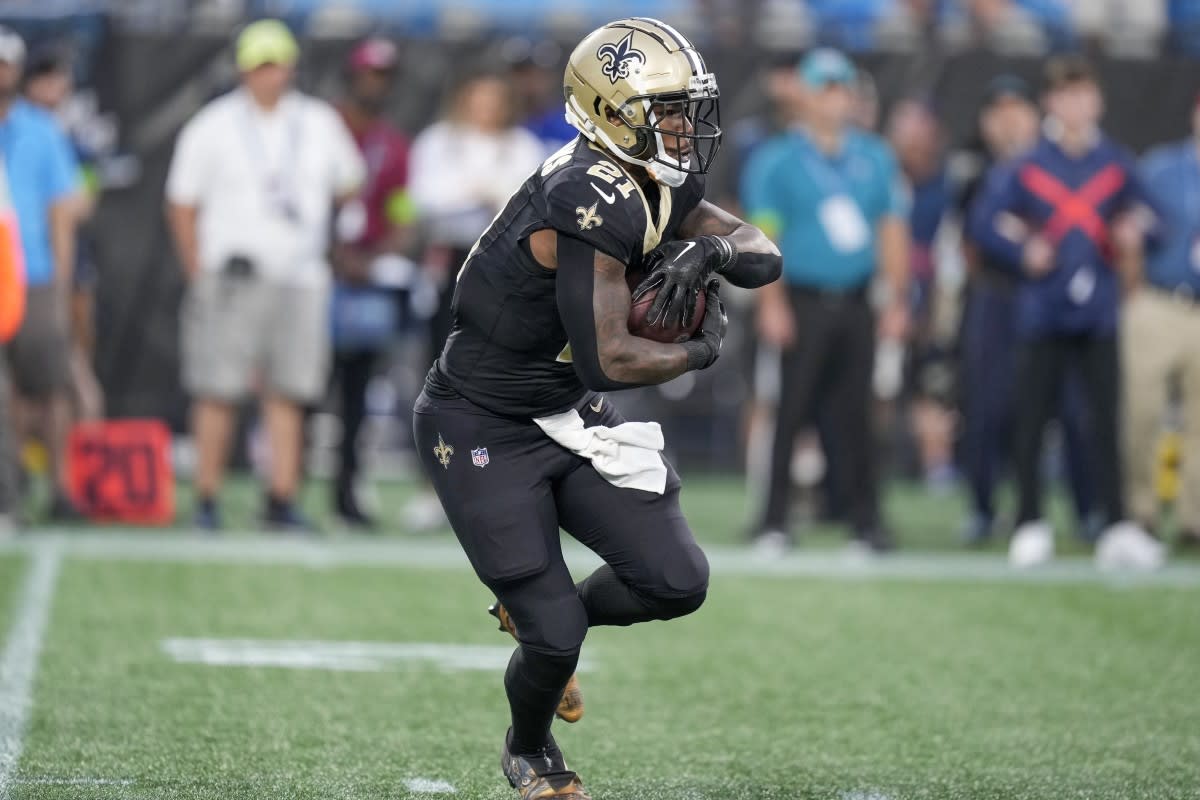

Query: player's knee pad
<box><xmin>636</xmin><ymin>543</ymin><xmax>709</xmax><ymax>620</ymax></box>
<box><xmin>513</xmin><ymin>590</ymin><xmax>589</xmax><ymax>659</ymax></box>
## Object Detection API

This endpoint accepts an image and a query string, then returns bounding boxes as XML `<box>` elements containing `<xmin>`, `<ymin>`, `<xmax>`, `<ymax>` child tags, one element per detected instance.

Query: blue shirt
<box><xmin>1139</xmin><ymin>140</ymin><xmax>1200</xmax><ymax>294</ymax></box>
<box><xmin>0</xmin><ymin>100</ymin><xmax>80</xmax><ymax>286</ymax></box>
<box><xmin>971</xmin><ymin>133</ymin><xmax>1149</xmax><ymax>337</ymax></box>
<box><xmin>740</xmin><ymin>127</ymin><xmax>908</xmax><ymax>290</ymax></box>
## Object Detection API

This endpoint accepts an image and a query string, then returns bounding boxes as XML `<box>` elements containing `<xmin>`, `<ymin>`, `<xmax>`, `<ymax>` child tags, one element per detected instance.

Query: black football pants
<box><xmin>1013</xmin><ymin>333</ymin><xmax>1123</xmax><ymax>527</ymax></box>
<box><xmin>759</xmin><ymin>286</ymin><xmax>879</xmax><ymax>536</ymax></box>
<box><xmin>413</xmin><ymin>389</ymin><xmax>708</xmax><ymax>754</ymax></box>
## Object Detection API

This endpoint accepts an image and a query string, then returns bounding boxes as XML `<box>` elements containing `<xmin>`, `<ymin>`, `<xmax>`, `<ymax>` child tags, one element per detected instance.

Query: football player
<box><xmin>412</xmin><ymin>18</ymin><xmax>781</xmax><ymax>800</ymax></box>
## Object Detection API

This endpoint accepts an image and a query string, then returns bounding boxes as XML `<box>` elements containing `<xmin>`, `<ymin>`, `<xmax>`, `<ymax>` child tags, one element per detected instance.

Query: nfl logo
<box><xmin>471</xmin><ymin>447</ymin><xmax>490</xmax><ymax>468</ymax></box>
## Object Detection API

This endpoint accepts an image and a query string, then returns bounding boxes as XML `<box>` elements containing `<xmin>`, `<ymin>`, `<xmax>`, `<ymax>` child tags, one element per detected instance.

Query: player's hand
<box><xmin>1023</xmin><ymin>235</ymin><xmax>1055</xmax><ymax>277</ymax></box>
<box><xmin>757</xmin><ymin>292</ymin><xmax>796</xmax><ymax>349</ymax></box>
<box><xmin>684</xmin><ymin>281</ymin><xmax>727</xmax><ymax>372</ymax></box>
<box><xmin>633</xmin><ymin>236</ymin><xmax>735</xmax><ymax>328</ymax></box>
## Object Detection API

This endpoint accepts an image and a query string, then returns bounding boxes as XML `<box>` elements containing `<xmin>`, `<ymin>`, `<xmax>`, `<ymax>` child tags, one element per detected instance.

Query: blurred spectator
<box><xmin>22</xmin><ymin>45</ymin><xmax>105</xmax><ymax>424</ymax></box>
<box><xmin>971</xmin><ymin>56</ymin><xmax>1162</xmax><ymax>568</ymax></box>
<box><xmin>886</xmin><ymin>98</ymin><xmax>956</xmax><ymax>489</ymax></box>
<box><xmin>742</xmin><ymin>48</ymin><xmax>910</xmax><ymax>553</ymax></box>
<box><xmin>503</xmin><ymin>38</ymin><xmax>574</xmax><ymax>153</ymax></box>
<box><xmin>807</xmin><ymin>0</ymin><xmax>911</xmax><ymax>51</ymax></box>
<box><xmin>959</xmin><ymin>74</ymin><xmax>1097</xmax><ymax>544</ymax></box>
<box><xmin>0</xmin><ymin>25</ymin><xmax>85</xmax><ymax>522</ymax></box>
<box><xmin>328</xmin><ymin>36</ymin><xmax>414</xmax><ymax>530</ymax></box>
<box><xmin>1126</xmin><ymin>99</ymin><xmax>1200</xmax><ymax>547</ymax></box>
<box><xmin>403</xmin><ymin>71</ymin><xmax>543</xmax><ymax>530</ymax></box>
<box><xmin>409</xmin><ymin>72</ymin><xmax>544</xmax><ymax>357</ymax></box>
<box><xmin>166</xmin><ymin>20</ymin><xmax>365</xmax><ymax>532</ymax></box>
<box><xmin>944</xmin><ymin>0</ymin><xmax>1049</xmax><ymax>54</ymax></box>
<box><xmin>1071</xmin><ymin>0</ymin><xmax>1165</xmax><ymax>56</ymax></box>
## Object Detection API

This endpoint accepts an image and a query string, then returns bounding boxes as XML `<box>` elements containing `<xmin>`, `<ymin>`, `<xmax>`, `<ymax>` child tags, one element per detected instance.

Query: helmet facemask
<box><xmin>632</xmin><ymin>78</ymin><xmax>722</xmax><ymax>187</ymax></box>
<box><xmin>569</xmin><ymin>73</ymin><xmax>722</xmax><ymax>188</ymax></box>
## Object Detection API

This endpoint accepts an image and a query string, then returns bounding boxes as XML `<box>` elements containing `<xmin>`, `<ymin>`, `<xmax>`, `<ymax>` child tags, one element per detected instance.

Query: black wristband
<box><xmin>684</xmin><ymin>339</ymin><xmax>717</xmax><ymax>371</ymax></box>
<box><xmin>706</xmin><ymin>235</ymin><xmax>738</xmax><ymax>275</ymax></box>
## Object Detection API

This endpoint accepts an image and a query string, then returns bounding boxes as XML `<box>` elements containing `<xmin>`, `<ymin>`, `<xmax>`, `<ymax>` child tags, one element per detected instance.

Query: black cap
<box><xmin>983</xmin><ymin>74</ymin><xmax>1034</xmax><ymax>107</ymax></box>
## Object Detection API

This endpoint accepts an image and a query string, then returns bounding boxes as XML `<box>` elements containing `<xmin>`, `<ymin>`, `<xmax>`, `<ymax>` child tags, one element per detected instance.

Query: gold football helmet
<box><xmin>564</xmin><ymin>17</ymin><xmax>721</xmax><ymax>187</ymax></box>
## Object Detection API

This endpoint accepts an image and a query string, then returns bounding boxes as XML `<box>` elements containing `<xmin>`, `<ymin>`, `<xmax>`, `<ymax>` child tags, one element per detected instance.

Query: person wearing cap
<box><xmin>971</xmin><ymin>56</ymin><xmax>1164</xmax><ymax>569</ymax></box>
<box><xmin>0</xmin><ymin>25</ymin><xmax>86</xmax><ymax>523</ymax></box>
<box><xmin>23</xmin><ymin>45</ymin><xmax>105</xmax><ymax>425</ymax></box>
<box><xmin>958</xmin><ymin>74</ymin><xmax>1098</xmax><ymax>546</ymax></box>
<box><xmin>741</xmin><ymin>47</ymin><xmax>910</xmax><ymax>553</ymax></box>
<box><xmin>166</xmin><ymin>20</ymin><xmax>366</xmax><ymax>532</ymax></box>
<box><xmin>1123</xmin><ymin>96</ymin><xmax>1200</xmax><ymax>549</ymax></box>
<box><xmin>327</xmin><ymin>36</ymin><xmax>414</xmax><ymax>529</ymax></box>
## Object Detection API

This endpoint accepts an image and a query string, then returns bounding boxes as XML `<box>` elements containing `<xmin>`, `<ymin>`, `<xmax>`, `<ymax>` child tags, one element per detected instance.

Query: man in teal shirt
<box><xmin>0</xmin><ymin>26</ymin><xmax>83</xmax><ymax>522</ymax></box>
<box><xmin>741</xmin><ymin>47</ymin><xmax>910</xmax><ymax>552</ymax></box>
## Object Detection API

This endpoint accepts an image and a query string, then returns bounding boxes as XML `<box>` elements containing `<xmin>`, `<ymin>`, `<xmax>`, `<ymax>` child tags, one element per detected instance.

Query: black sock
<box><xmin>504</xmin><ymin>646</ymin><xmax>578</xmax><ymax>757</ymax></box>
<box><xmin>576</xmin><ymin>565</ymin><xmax>655</xmax><ymax>627</ymax></box>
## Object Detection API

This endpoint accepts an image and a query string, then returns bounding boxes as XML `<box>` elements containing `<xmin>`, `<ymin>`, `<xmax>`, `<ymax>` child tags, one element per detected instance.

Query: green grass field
<box><xmin>2</xmin><ymin>476</ymin><xmax>1199</xmax><ymax>800</ymax></box>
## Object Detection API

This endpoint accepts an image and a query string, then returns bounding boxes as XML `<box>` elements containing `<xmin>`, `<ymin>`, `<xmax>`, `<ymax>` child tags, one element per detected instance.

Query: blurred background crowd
<box><xmin>0</xmin><ymin>0</ymin><xmax>1198</xmax><ymax>567</ymax></box>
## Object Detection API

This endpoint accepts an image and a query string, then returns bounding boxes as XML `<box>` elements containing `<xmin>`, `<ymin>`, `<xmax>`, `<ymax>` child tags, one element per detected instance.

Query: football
<box><xmin>626</xmin><ymin>268</ymin><xmax>707</xmax><ymax>344</ymax></box>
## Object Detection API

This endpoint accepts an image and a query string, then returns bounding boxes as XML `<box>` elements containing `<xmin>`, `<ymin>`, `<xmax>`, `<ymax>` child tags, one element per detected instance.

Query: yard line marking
<box><xmin>3</xmin><ymin>532</ymin><xmax>1200</xmax><ymax>588</ymax></box>
<box><xmin>15</xmin><ymin>778</ymin><xmax>135</xmax><ymax>786</ymax></box>
<box><xmin>0</xmin><ymin>544</ymin><xmax>62</xmax><ymax>799</ymax></box>
<box><xmin>160</xmin><ymin>638</ymin><xmax>596</xmax><ymax>674</ymax></box>
<box><xmin>404</xmin><ymin>777</ymin><xmax>457</xmax><ymax>794</ymax></box>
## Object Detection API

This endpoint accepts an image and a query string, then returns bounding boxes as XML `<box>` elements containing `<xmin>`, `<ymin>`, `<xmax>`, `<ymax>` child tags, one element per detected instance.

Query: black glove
<box><xmin>633</xmin><ymin>235</ymin><xmax>737</xmax><ymax>328</ymax></box>
<box><xmin>683</xmin><ymin>281</ymin><xmax>728</xmax><ymax>371</ymax></box>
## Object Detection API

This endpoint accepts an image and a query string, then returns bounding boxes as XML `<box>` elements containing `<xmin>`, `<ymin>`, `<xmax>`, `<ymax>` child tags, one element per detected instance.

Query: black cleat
<box><xmin>489</xmin><ymin>603</ymin><xmax>584</xmax><ymax>723</ymax></box>
<box><xmin>500</xmin><ymin>728</ymin><xmax>591</xmax><ymax>800</ymax></box>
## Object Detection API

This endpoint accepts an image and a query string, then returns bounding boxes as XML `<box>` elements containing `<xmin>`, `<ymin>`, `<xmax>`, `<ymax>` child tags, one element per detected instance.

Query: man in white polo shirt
<box><xmin>166</xmin><ymin>20</ymin><xmax>365</xmax><ymax>531</ymax></box>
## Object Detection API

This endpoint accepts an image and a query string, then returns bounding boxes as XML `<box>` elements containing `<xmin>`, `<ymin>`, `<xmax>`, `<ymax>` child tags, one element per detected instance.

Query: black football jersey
<box><xmin>424</xmin><ymin>135</ymin><xmax>706</xmax><ymax>418</ymax></box>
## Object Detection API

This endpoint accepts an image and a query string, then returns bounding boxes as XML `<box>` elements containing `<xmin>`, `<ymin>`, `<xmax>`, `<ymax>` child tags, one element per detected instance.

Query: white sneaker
<box><xmin>1009</xmin><ymin>520</ymin><xmax>1054</xmax><ymax>567</ymax></box>
<box><xmin>752</xmin><ymin>529</ymin><xmax>789</xmax><ymax>558</ymax></box>
<box><xmin>1095</xmin><ymin>521</ymin><xmax>1166</xmax><ymax>571</ymax></box>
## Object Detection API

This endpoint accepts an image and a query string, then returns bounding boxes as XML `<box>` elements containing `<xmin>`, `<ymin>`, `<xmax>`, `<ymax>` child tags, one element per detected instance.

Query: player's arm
<box><xmin>553</xmin><ymin>231</ymin><xmax>725</xmax><ymax>389</ymax></box>
<box><xmin>675</xmin><ymin>199</ymin><xmax>782</xmax><ymax>288</ymax></box>
<box><xmin>634</xmin><ymin>200</ymin><xmax>781</xmax><ymax>327</ymax></box>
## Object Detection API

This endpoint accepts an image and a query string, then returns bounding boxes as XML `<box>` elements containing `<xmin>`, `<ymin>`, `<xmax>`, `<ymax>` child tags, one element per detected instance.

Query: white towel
<box><xmin>533</xmin><ymin>408</ymin><xmax>668</xmax><ymax>495</ymax></box>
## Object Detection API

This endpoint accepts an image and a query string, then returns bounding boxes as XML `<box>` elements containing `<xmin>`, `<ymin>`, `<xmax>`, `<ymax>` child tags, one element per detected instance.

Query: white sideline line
<box><xmin>1</xmin><ymin>532</ymin><xmax>1199</xmax><ymax>588</ymax></box>
<box><xmin>160</xmin><ymin>638</ymin><xmax>596</xmax><ymax>673</ymax></box>
<box><xmin>14</xmin><ymin>777</ymin><xmax>135</xmax><ymax>786</ymax></box>
<box><xmin>0</xmin><ymin>545</ymin><xmax>62</xmax><ymax>799</ymax></box>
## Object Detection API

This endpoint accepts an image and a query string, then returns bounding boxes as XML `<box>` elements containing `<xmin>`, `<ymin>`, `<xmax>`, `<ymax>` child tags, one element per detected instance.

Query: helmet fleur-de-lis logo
<box><xmin>433</xmin><ymin>434</ymin><xmax>454</xmax><ymax>469</ymax></box>
<box><xmin>596</xmin><ymin>31</ymin><xmax>645</xmax><ymax>85</ymax></box>
<box><xmin>576</xmin><ymin>202</ymin><xmax>603</xmax><ymax>231</ymax></box>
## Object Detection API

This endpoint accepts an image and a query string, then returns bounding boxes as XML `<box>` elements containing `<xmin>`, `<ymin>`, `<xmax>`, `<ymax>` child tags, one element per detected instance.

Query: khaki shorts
<box><xmin>181</xmin><ymin>271</ymin><xmax>330</xmax><ymax>404</ymax></box>
<box><xmin>6</xmin><ymin>285</ymin><xmax>71</xmax><ymax>400</ymax></box>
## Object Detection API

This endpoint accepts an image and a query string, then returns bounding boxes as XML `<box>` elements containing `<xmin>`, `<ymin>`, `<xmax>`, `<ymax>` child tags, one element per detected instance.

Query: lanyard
<box><xmin>239</xmin><ymin>92</ymin><xmax>304</xmax><ymax>225</ymax></box>
<box><xmin>791</xmin><ymin>130</ymin><xmax>856</xmax><ymax>199</ymax></box>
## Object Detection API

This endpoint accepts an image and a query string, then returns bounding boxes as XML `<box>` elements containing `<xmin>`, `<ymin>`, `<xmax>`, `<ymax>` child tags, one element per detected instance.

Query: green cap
<box><xmin>236</xmin><ymin>19</ymin><xmax>298</xmax><ymax>72</ymax></box>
